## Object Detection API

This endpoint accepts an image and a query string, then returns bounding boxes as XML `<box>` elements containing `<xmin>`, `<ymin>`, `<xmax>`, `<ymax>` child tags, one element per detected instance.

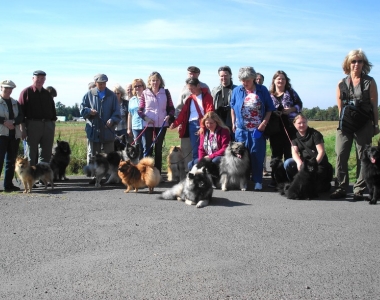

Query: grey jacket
<box><xmin>80</xmin><ymin>87</ymin><xmax>121</xmax><ymax>143</ymax></box>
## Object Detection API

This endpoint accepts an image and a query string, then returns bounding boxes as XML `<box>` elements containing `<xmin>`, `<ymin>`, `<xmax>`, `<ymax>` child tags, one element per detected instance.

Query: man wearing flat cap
<box><xmin>80</xmin><ymin>74</ymin><xmax>121</xmax><ymax>183</ymax></box>
<box><xmin>18</xmin><ymin>70</ymin><xmax>57</xmax><ymax>167</ymax></box>
<box><xmin>176</xmin><ymin>66</ymin><xmax>210</xmax><ymax>170</ymax></box>
<box><xmin>0</xmin><ymin>80</ymin><xmax>24</xmax><ymax>192</ymax></box>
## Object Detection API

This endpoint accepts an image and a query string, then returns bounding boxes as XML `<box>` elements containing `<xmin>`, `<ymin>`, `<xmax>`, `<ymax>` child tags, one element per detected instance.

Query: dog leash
<box><xmin>131</xmin><ymin>124</ymin><xmax>149</xmax><ymax>146</ymax></box>
<box><xmin>144</xmin><ymin>120</ymin><xmax>167</xmax><ymax>156</ymax></box>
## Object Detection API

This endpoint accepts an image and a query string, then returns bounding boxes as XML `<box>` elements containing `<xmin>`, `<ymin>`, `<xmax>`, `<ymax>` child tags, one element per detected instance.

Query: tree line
<box><xmin>55</xmin><ymin>102</ymin><xmax>380</xmax><ymax>122</ymax></box>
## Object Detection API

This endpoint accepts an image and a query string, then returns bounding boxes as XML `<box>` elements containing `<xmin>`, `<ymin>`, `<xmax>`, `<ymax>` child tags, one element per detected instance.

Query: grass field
<box><xmin>5</xmin><ymin>121</ymin><xmax>377</xmax><ymax>183</ymax></box>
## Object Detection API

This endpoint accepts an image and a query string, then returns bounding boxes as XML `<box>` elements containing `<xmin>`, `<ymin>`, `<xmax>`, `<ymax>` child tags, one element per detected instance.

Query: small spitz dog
<box><xmin>124</xmin><ymin>142</ymin><xmax>140</xmax><ymax>165</ymax></box>
<box><xmin>160</xmin><ymin>165</ymin><xmax>213</xmax><ymax>208</ymax></box>
<box><xmin>219</xmin><ymin>142</ymin><xmax>250</xmax><ymax>191</ymax></box>
<box><xmin>118</xmin><ymin>157</ymin><xmax>161</xmax><ymax>194</ymax></box>
<box><xmin>361</xmin><ymin>142</ymin><xmax>380</xmax><ymax>204</ymax></box>
<box><xmin>167</xmin><ymin>146</ymin><xmax>186</xmax><ymax>182</ymax></box>
<box><xmin>15</xmin><ymin>156</ymin><xmax>54</xmax><ymax>193</ymax></box>
<box><xmin>284</xmin><ymin>157</ymin><xmax>319</xmax><ymax>200</ymax></box>
<box><xmin>50</xmin><ymin>140</ymin><xmax>71</xmax><ymax>181</ymax></box>
<box><xmin>83</xmin><ymin>151</ymin><xmax>123</xmax><ymax>187</ymax></box>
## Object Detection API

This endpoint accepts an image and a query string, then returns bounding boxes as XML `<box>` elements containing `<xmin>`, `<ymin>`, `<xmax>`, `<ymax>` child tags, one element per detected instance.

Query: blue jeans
<box><xmin>284</xmin><ymin>158</ymin><xmax>298</xmax><ymax>181</ymax></box>
<box><xmin>188</xmin><ymin>120</ymin><xmax>200</xmax><ymax>167</ymax></box>
<box><xmin>0</xmin><ymin>136</ymin><xmax>20</xmax><ymax>188</ymax></box>
<box><xmin>132</xmin><ymin>129</ymin><xmax>146</xmax><ymax>160</ymax></box>
<box><xmin>188</xmin><ymin>155</ymin><xmax>222</xmax><ymax>170</ymax></box>
<box><xmin>235</xmin><ymin>128</ymin><xmax>266</xmax><ymax>184</ymax></box>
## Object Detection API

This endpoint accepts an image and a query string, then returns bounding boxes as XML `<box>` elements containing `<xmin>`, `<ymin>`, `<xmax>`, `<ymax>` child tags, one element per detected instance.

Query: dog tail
<box><xmin>138</xmin><ymin>157</ymin><xmax>155</xmax><ymax>167</ymax></box>
<box><xmin>159</xmin><ymin>182</ymin><xmax>184</xmax><ymax>200</ymax></box>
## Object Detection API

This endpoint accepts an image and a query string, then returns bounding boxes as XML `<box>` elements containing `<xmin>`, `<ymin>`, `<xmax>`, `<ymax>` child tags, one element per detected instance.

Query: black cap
<box><xmin>33</xmin><ymin>70</ymin><xmax>46</xmax><ymax>76</ymax></box>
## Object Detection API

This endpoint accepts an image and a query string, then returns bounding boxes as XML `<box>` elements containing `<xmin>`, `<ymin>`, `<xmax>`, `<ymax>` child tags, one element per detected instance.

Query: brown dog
<box><xmin>167</xmin><ymin>146</ymin><xmax>186</xmax><ymax>182</ymax></box>
<box><xmin>15</xmin><ymin>156</ymin><xmax>54</xmax><ymax>193</ymax></box>
<box><xmin>118</xmin><ymin>157</ymin><xmax>161</xmax><ymax>194</ymax></box>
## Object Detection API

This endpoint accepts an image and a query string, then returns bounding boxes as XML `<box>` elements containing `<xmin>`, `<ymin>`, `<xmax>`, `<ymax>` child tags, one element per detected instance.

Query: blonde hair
<box><xmin>342</xmin><ymin>49</ymin><xmax>373</xmax><ymax>75</ymax></box>
<box><xmin>147</xmin><ymin>71</ymin><xmax>165</xmax><ymax>89</ymax></box>
<box><xmin>113</xmin><ymin>84</ymin><xmax>125</xmax><ymax>98</ymax></box>
<box><xmin>293</xmin><ymin>113</ymin><xmax>308</xmax><ymax>124</ymax></box>
<box><xmin>131</xmin><ymin>78</ymin><xmax>146</xmax><ymax>96</ymax></box>
<box><xmin>198</xmin><ymin>111</ymin><xmax>230</xmax><ymax>135</ymax></box>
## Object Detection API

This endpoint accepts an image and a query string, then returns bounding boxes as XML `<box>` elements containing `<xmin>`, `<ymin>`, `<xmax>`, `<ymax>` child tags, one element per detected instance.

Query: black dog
<box><xmin>114</xmin><ymin>134</ymin><xmax>127</xmax><ymax>151</ymax></box>
<box><xmin>50</xmin><ymin>140</ymin><xmax>71</xmax><ymax>181</ymax></box>
<box><xmin>270</xmin><ymin>158</ymin><xmax>289</xmax><ymax>193</ymax></box>
<box><xmin>285</xmin><ymin>157</ymin><xmax>319</xmax><ymax>200</ymax></box>
<box><xmin>361</xmin><ymin>142</ymin><xmax>380</xmax><ymax>205</ymax></box>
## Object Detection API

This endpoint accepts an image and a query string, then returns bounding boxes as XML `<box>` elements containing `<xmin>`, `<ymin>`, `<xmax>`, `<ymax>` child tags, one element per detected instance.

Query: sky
<box><xmin>2</xmin><ymin>0</ymin><xmax>380</xmax><ymax>110</ymax></box>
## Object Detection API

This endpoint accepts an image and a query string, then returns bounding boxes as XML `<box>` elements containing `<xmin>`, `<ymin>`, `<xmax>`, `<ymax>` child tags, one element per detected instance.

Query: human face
<box><xmin>32</xmin><ymin>75</ymin><xmax>46</xmax><ymax>90</ymax></box>
<box><xmin>204</xmin><ymin>117</ymin><xmax>217</xmax><ymax>132</ymax></box>
<box><xmin>256</xmin><ymin>75</ymin><xmax>264</xmax><ymax>85</ymax></box>
<box><xmin>350</xmin><ymin>55</ymin><xmax>363</xmax><ymax>74</ymax></box>
<box><xmin>187</xmin><ymin>84</ymin><xmax>201</xmax><ymax>95</ymax></box>
<box><xmin>96</xmin><ymin>81</ymin><xmax>106</xmax><ymax>92</ymax></box>
<box><xmin>274</xmin><ymin>74</ymin><xmax>286</xmax><ymax>91</ymax></box>
<box><xmin>1</xmin><ymin>87</ymin><xmax>13</xmax><ymax>98</ymax></box>
<box><xmin>188</xmin><ymin>71</ymin><xmax>200</xmax><ymax>79</ymax></box>
<box><xmin>150</xmin><ymin>77</ymin><xmax>161</xmax><ymax>91</ymax></box>
<box><xmin>126</xmin><ymin>84</ymin><xmax>133</xmax><ymax>96</ymax></box>
<box><xmin>294</xmin><ymin>117</ymin><xmax>308</xmax><ymax>134</ymax></box>
<box><xmin>114</xmin><ymin>90</ymin><xmax>121</xmax><ymax>100</ymax></box>
<box><xmin>241</xmin><ymin>78</ymin><xmax>255</xmax><ymax>91</ymax></box>
<box><xmin>133</xmin><ymin>82</ymin><xmax>144</xmax><ymax>96</ymax></box>
<box><xmin>219</xmin><ymin>71</ymin><xmax>231</xmax><ymax>87</ymax></box>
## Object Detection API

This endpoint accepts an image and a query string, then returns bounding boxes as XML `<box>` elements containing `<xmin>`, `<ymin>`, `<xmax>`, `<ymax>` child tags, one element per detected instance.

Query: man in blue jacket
<box><xmin>80</xmin><ymin>74</ymin><xmax>121</xmax><ymax>182</ymax></box>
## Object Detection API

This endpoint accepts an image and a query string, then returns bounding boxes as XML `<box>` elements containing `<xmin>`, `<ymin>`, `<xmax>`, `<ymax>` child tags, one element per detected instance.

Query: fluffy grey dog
<box><xmin>160</xmin><ymin>165</ymin><xmax>213</xmax><ymax>208</ymax></box>
<box><xmin>219</xmin><ymin>142</ymin><xmax>250</xmax><ymax>191</ymax></box>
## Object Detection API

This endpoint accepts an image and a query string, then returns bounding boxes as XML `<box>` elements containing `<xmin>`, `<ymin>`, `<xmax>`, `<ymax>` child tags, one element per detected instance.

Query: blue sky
<box><xmin>2</xmin><ymin>0</ymin><xmax>379</xmax><ymax>109</ymax></box>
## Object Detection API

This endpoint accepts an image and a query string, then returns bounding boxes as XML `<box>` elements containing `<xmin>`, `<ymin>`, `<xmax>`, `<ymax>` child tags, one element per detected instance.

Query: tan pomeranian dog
<box><xmin>167</xmin><ymin>146</ymin><xmax>186</xmax><ymax>182</ymax></box>
<box><xmin>15</xmin><ymin>156</ymin><xmax>54</xmax><ymax>193</ymax></box>
<box><xmin>118</xmin><ymin>157</ymin><xmax>161</xmax><ymax>194</ymax></box>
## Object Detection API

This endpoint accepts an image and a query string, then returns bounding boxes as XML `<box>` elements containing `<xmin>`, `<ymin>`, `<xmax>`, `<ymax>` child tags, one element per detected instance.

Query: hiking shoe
<box><xmin>4</xmin><ymin>185</ymin><xmax>21</xmax><ymax>193</ymax></box>
<box><xmin>268</xmin><ymin>180</ymin><xmax>277</xmax><ymax>188</ymax></box>
<box><xmin>254</xmin><ymin>183</ymin><xmax>262</xmax><ymax>191</ymax></box>
<box><xmin>352</xmin><ymin>192</ymin><xmax>364</xmax><ymax>201</ymax></box>
<box><xmin>329</xmin><ymin>189</ymin><xmax>346</xmax><ymax>199</ymax></box>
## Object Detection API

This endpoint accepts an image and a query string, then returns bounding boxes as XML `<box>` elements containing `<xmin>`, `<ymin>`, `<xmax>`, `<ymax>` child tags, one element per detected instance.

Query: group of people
<box><xmin>1</xmin><ymin>48</ymin><xmax>378</xmax><ymax>199</ymax></box>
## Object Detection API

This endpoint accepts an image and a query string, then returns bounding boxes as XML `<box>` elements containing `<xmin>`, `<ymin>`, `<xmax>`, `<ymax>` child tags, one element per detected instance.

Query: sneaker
<box><xmin>254</xmin><ymin>183</ymin><xmax>262</xmax><ymax>191</ymax></box>
<box><xmin>268</xmin><ymin>180</ymin><xmax>277</xmax><ymax>188</ymax></box>
<box><xmin>4</xmin><ymin>185</ymin><xmax>21</xmax><ymax>193</ymax></box>
<box><xmin>329</xmin><ymin>189</ymin><xmax>347</xmax><ymax>199</ymax></box>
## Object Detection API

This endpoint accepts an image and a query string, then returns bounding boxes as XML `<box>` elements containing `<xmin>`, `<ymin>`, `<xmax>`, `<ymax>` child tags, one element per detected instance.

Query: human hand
<box><xmin>106</xmin><ymin>119</ymin><xmax>113</xmax><ymax>127</ymax></box>
<box><xmin>145</xmin><ymin>117</ymin><xmax>154</xmax><ymax>125</ymax></box>
<box><xmin>90</xmin><ymin>109</ymin><xmax>98</xmax><ymax>116</ymax></box>
<box><xmin>3</xmin><ymin>120</ymin><xmax>15</xmax><ymax>130</ymax></box>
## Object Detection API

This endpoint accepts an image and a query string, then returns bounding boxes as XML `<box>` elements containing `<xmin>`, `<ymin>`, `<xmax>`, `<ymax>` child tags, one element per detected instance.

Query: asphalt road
<box><xmin>1</xmin><ymin>175</ymin><xmax>380</xmax><ymax>300</ymax></box>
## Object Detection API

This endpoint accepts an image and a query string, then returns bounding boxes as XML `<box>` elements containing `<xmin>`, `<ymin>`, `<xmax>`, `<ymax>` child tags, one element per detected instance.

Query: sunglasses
<box><xmin>351</xmin><ymin>60</ymin><xmax>363</xmax><ymax>64</ymax></box>
<box><xmin>134</xmin><ymin>85</ymin><xmax>143</xmax><ymax>88</ymax></box>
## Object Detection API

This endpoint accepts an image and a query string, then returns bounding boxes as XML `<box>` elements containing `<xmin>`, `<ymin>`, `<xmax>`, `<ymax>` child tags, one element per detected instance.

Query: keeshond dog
<box><xmin>160</xmin><ymin>165</ymin><xmax>213</xmax><ymax>208</ymax></box>
<box><xmin>219</xmin><ymin>142</ymin><xmax>250</xmax><ymax>191</ymax></box>
<box><xmin>167</xmin><ymin>146</ymin><xmax>186</xmax><ymax>182</ymax></box>
<box><xmin>50</xmin><ymin>140</ymin><xmax>71</xmax><ymax>181</ymax></box>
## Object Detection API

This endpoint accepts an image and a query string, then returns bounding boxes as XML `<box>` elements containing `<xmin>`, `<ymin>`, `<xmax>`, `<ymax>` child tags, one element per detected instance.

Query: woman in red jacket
<box><xmin>170</xmin><ymin>78</ymin><xmax>214</xmax><ymax>169</ymax></box>
<box><xmin>197</xmin><ymin>111</ymin><xmax>230</xmax><ymax>164</ymax></box>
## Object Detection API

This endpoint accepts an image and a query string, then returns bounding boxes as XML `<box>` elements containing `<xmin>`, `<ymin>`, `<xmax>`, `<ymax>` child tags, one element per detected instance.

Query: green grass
<box><xmin>3</xmin><ymin>121</ymin><xmax>376</xmax><ymax>183</ymax></box>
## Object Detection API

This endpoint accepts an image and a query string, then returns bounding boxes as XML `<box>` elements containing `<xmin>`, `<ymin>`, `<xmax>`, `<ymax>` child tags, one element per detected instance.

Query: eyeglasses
<box><xmin>134</xmin><ymin>85</ymin><xmax>143</xmax><ymax>89</ymax></box>
<box><xmin>351</xmin><ymin>60</ymin><xmax>363</xmax><ymax>64</ymax></box>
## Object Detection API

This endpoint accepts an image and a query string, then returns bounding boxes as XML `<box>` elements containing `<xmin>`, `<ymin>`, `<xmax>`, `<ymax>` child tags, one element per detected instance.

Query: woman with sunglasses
<box><xmin>128</xmin><ymin>79</ymin><xmax>147</xmax><ymax>159</ymax></box>
<box><xmin>138</xmin><ymin>72</ymin><xmax>175</xmax><ymax>173</ymax></box>
<box><xmin>330</xmin><ymin>49</ymin><xmax>379</xmax><ymax>200</ymax></box>
<box><xmin>113</xmin><ymin>84</ymin><xmax>129</xmax><ymax>136</ymax></box>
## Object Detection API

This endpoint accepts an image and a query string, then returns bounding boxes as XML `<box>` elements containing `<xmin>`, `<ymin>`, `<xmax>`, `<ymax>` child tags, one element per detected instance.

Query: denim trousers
<box><xmin>188</xmin><ymin>120</ymin><xmax>200</xmax><ymax>167</ymax></box>
<box><xmin>132</xmin><ymin>129</ymin><xmax>146</xmax><ymax>160</ymax></box>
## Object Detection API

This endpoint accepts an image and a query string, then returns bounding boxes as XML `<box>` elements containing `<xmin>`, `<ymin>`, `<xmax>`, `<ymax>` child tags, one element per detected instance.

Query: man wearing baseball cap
<box><xmin>0</xmin><ymin>80</ymin><xmax>24</xmax><ymax>192</ymax></box>
<box><xmin>80</xmin><ymin>74</ymin><xmax>121</xmax><ymax>184</ymax></box>
<box><xmin>18</xmin><ymin>70</ymin><xmax>57</xmax><ymax>167</ymax></box>
<box><xmin>176</xmin><ymin>66</ymin><xmax>210</xmax><ymax>170</ymax></box>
